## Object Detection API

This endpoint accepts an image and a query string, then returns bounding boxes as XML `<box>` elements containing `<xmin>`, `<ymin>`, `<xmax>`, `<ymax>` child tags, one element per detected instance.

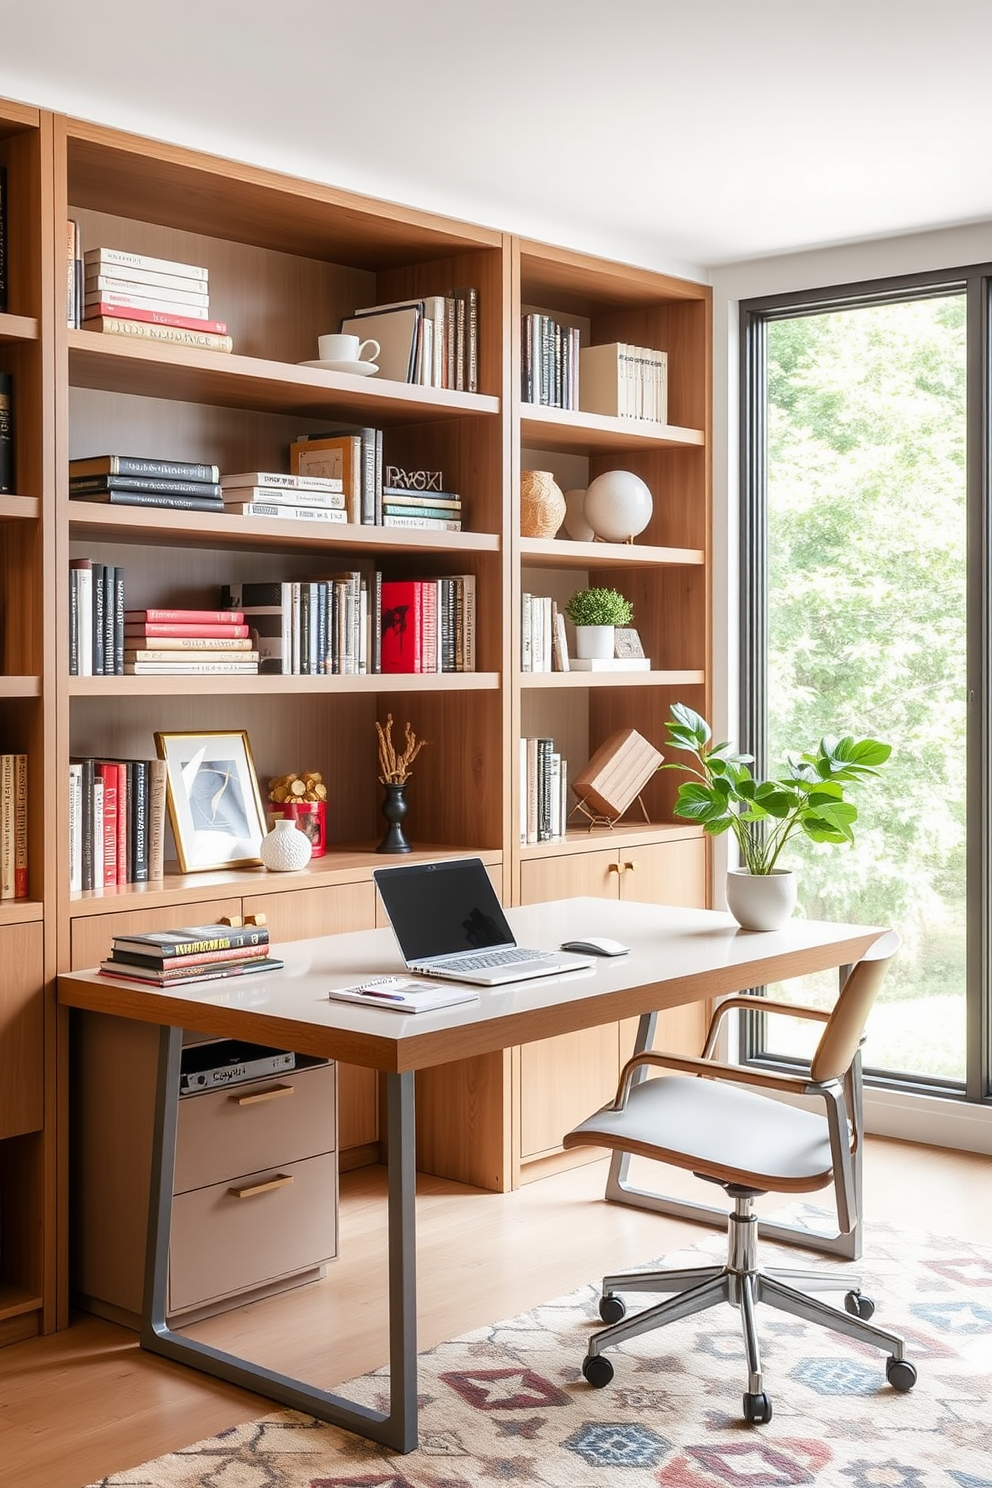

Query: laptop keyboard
<box><xmin>446</xmin><ymin>947</ymin><xmax>555</xmax><ymax>970</ymax></box>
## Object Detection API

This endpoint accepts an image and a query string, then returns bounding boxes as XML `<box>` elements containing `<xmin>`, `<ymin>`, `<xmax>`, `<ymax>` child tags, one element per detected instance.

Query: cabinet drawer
<box><xmin>174</xmin><ymin>1061</ymin><xmax>336</xmax><ymax>1193</ymax></box>
<box><xmin>169</xmin><ymin>1152</ymin><xmax>337</xmax><ymax>1314</ymax></box>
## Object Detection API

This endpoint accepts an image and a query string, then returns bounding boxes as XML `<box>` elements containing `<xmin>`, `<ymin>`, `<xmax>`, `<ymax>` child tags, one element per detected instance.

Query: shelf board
<box><xmin>67</xmin><ymin>502</ymin><xmax>500</xmax><ymax>556</ymax></box>
<box><xmin>520</xmin><ymin>404</ymin><xmax>704</xmax><ymax>453</ymax></box>
<box><xmin>0</xmin><ymin>495</ymin><xmax>41</xmax><ymax>520</ymax></box>
<box><xmin>0</xmin><ymin>676</ymin><xmax>41</xmax><ymax>698</ymax></box>
<box><xmin>519</xmin><ymin>669</ymin><xmax>704</xmax><ymax>689</ymax></box>
<box><xmin>68</xmin><ymin>331</ymin><xmax>500</xmax><ymax>425</ymax></box>
<box><xmin>519</xmin><ymin>822</ymin><xmax>704</xmax><ymax>859</ymax></box>
<box><xmin>68</xmin><ymin>842</ymin><xmax>502</xmax><ymax>918</ymax></box>
<box><xmin>0</xmin><ymin>311</ymin><xmax>39</xmax><ymax>343</ymax></box>
<box><xmin>0</xmin><ymin>1284</ymin><xmax>43</xmax><ymax>1323</ymax></box>
<box><xmin>521</xmin><ymin>536</ymin><xmax>703</xmax><ymax>569</ymax></box>
<box><xmin>68</xmin><ymin>672</ymin><xmax>500</xmax><ymax>698</ymax></box>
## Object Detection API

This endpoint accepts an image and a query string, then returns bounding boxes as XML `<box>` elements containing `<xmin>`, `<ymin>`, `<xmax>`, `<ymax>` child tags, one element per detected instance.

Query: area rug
<box><xmin>83</xmin><ymin>1212</ymin><xmax>992</xmax><ymax>1488</ymax></box>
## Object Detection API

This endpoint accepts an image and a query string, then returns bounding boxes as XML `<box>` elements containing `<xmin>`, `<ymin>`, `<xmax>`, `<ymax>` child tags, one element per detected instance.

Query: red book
<box><xmin>94</xmin><ymin>761</ymin><xmax>119</xmax><ymax>887</ymax></box>
<box><xmin>123</xmin><ymin>622</ymin><xmax>250</xmax><ymax>639</ymax></box>
<box><xmin>82</xmin><ymin>302</ymin><xmax>228</xmax><ymax>334</ymax></box>
<box><xmin>381</xmin><ymin>580</ymin><xmax>427</xmax><ymax>673</ymax></box>
<box><xmin>125</xmin><ymin>609</ymin><xmax>245</xmax><ymax>625</ymax></box>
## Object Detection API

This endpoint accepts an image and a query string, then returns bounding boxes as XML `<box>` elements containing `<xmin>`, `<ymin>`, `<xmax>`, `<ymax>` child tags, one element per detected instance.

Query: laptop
<box><xmin>372</xmin><ymin>857</ymin><xmax>597</xmax><ymax>985</ymax></box>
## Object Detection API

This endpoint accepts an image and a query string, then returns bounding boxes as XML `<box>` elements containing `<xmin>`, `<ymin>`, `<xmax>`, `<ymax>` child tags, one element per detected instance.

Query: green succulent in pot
<box><xmin>662</xmin><ymin>703</ymin><xmax>891</xmax><ymax>876</ymax></box>
<box><xmin>564</xmin><ymin>586</ymin><xmax>633</xmax><ymax>627</ymax></box>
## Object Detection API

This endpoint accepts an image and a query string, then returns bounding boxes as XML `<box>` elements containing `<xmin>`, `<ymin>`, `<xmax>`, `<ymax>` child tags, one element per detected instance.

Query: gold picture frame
<box><xmin>155</xmin><ymin>729</ymin><xmax>267</xmax><ymax>872</ymax></box>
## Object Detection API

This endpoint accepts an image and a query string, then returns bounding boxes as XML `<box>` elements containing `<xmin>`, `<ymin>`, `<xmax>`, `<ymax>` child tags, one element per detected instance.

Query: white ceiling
<box><xmin>2</xmin><ymin>0</ymin><xmax>991</xmax><ymax>278</ymax></box>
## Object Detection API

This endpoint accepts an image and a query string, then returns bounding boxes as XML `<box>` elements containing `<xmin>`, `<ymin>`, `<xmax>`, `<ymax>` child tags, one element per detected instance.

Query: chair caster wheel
<box><xmin>743</xmin><ymin>1391</ymin><xmax>772</xmax><ymax>1424</ymax></box>
<box><xmin>886</xmin><ymin>1357</ymin><xmax>917</xmax><ymax>1392</ymax></box>
<box><xmin>582</xmin><ymin>1354</ymin><xmax>614</xmax><ymax>1388</ymax></box>
<box><xmin>844</xmin><ymin>1290</ymin><xmax>875</xmax><ymax>1320</ymax></box>
<box><xmin>599</xmin><ymin>1294</ymin><xmax>626</xmax><ymax>1324</ymax></box>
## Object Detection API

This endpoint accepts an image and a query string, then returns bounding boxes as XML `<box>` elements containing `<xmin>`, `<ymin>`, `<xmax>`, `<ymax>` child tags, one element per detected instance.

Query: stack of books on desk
<box><xmin>98</xmin><ymin>921</ymin><xmax>284</xmax><ymax>986</ymax></box>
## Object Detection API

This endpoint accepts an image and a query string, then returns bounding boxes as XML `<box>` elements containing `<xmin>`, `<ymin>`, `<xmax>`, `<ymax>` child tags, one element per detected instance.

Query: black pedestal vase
<box><xmin>375</xmin><ymin>782</ymin><xmax>412</xmax><ymax>853</ymax></box>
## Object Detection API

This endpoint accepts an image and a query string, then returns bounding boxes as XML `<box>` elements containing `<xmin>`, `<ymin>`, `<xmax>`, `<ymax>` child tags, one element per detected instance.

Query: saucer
<box><xmin>299</xmin><ymin>358</ymin><xmax>378</xmax><ymax>377</ymax></box>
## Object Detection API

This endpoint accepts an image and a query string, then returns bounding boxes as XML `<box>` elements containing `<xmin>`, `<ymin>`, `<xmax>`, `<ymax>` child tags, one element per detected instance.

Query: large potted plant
<box><xmin>662</xmin><ymin>703</ymin><xmax>891</xmax><ymax>930</ymax></box>
<box><xmin>564</xmin><ymin>586</ymin><xmax>633</xmax><ymax>659</ymax></box>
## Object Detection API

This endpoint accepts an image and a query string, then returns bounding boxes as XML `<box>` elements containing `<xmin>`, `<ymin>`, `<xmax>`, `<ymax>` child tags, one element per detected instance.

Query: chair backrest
<box><xmin>809</xmin><ymin>930</ymin><xmax>900</xmax><ymax>1084</ymax></box>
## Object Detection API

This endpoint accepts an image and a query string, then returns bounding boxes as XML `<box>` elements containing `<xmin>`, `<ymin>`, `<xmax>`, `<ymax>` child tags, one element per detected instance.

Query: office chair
<box><xmin>562</xmin><ymin>930</ymin><xmax>916</xmax><ymax>1424</ymax></box>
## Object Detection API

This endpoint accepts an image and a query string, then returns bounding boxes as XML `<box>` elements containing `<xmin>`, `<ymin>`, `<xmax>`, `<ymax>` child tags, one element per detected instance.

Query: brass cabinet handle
<box><xmin>233</xmin><ymin>1083</ymin><xmax>295</xmax><ymax>1107</ymax></box>
<box><xmin>607</xmin><ymin>862</ymin><xmax>621</xmax><ymax>875</ymax></box>
<box><xmin>229</xmin><ymin>1174</ymin><xmax>294</xmax><ymax>1200</ymax></box>
<box><xmin>623</xmin><ymin>860</ymin><xmax>638</xmax><ymax>873</ymax></box>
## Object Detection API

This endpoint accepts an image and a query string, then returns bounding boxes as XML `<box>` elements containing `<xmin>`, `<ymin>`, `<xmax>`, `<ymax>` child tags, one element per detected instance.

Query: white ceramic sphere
<box><xmin>562</xmin><ymin>488</ymin><xmax>595</xmax><ymax>542</ymax></box>
<box><xmin>583</xmin><ymin>470</ymin><xmax>653</xmax><ymax>542</ymax></box>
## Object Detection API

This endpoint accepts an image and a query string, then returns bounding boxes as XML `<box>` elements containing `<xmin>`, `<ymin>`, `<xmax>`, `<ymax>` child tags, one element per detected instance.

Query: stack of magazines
<box><xmin>98</xmin><ymin>921</ymin><xmax>283</xmax><ymax>986</ymax></box>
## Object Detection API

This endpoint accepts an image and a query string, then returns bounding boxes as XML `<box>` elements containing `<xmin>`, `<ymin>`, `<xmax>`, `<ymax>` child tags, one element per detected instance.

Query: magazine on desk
<box><xmin>327</xmin><ymin>976</ymin><xmax>479</xmax><ymax>1013</ymax></box>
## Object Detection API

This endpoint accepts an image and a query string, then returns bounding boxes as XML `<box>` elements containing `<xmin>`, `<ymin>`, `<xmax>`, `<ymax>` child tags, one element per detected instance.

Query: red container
<box><xmin>268</xmin><ymin>800</ymin><xmax>326</xmax><ymax>857</ymax></box>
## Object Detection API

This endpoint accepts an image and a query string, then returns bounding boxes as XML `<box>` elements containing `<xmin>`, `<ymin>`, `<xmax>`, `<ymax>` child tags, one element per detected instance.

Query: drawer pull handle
<box><xmin>229</xmin><ymin>1174</ymin><xmax>294</xmax><ymax>1200</ymax></box>
<box><xmin>623</xmin><ymin>860</ymin><xmax>638</xmax><ymax>873</ymax></box>
<box><xmin>607</xmin><ymin>862</ymin><xmax>621</xmax><ymax>875</ymax></box>
<box><xmin>233</xmin><ymin>1083</ymin><xmax>296</xmax><ymax>1107</ymax></box>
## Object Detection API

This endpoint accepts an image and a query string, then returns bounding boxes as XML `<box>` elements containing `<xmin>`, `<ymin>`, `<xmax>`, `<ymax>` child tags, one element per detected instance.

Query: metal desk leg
<box><xmin>604</xmin><ymin>1003</ymin><xmax>863</xmax><ymax>1262</ymax></box>
<box><xmin>140</xmin><ymin>1028</ymin><xmax>420</xmax><ymax>1452</ymax></box>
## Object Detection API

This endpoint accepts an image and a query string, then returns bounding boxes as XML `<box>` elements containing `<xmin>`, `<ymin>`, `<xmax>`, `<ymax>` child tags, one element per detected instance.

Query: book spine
<box><xmin>380</xmin><ymin>514</ymin><xmax>462</xmax><ymax>531</ymax></box>
<box><xmin>95</xmin><ymin>763</ymin><xmax>118</xmax><ymax>887</ymax></box>
<box><xmin>537</xmin><ymin>738</ymin><xmax>553</xmax><ymax>841</ymax></box>
<box><xmin>72</xmin><ymin>560</ymin><xmax>93</xmax><ymax>675</ymax></box>
<box><xmin>73</xmin><ymin>456</ymin><xmax>221</xmax><ymax>482</ymax></box>
<box><xmin>525</xmin><ymin>737</ymin><xmax>538</xmax><ymax>844</ymax></box>
<box><xmin>69</xmin><ymin>487</ymin><xmax>225</xmax><ymax>512</ymax></box>
<box><xmin>127</xmin><ymin>608</ymin><xmax>245</xmax><ymax>624</ymax></box>
<box><xmin>130</xmin><ymin>759</ymin><xmax>148</xmax><ymax>883</ymax></box>
<box><xmin>124</xmin><ymin>622</ymin><xmax>250</xmax><ymax>638</ymax></box>
<box><xmin>382</xmin><ymin>502</ymin><xmax>464</xmax><ymax>522</ymax></box>
<box><xmin>116</xmin><ymin>761</ymin><xmax>128</xmax><ymax>886</ymax></box>
<box><xmin>114</xmin><ymin>569</ymin><xmax>125</xmax><ymax>674</ymax></box>
<box><xmin>77</xmin><ymin>757</ymin><xmax>95</xmax><ymax>891</ymax></box>
<box><xmin>0</xmin><ymin>370</ymin><xmax>12</xmax><ymax>493</ymax></box>
<box><xmin>359</xmin><ymin>428</ymin><xmax>376</xmax><ymax>525</ymax></box>
<box><xmin>372</xmin><ymin>569</ymin><xmax>382</xmax><ymax>674</ymax></box>
<box><xmin>91</xmin><ymin>565</ymin><xmax>105</xmax><ymax>679</ymax></box>
<box><xmin>13</xmin><ymin>752</ymin><xmax>27</xmax><ymax>898</ymax></box>
<box><xmin>83</xmin><ymin>316</ymin><xmax>233</xmax><ymax>350</ymax></box>
<box><xmin>68</xmin><ymin>763</ymin><xmax>82</xmax><ymax>892</ymax></box>
<box><xmin>147</xmin><ymin>758</ymin><xmax>166</xmax><ymax>881</ymax></box>
<box><xmin>219</xmin><ymin>486</ymin><xmax>346</xmax><ymax>507</ymax></box>
<box><xmin>0</xmin><ymin>754</ymin><xmax>14</xmax><ymax>899</ymax></box>
<box><xmin>70</xmin><ymin>474</ymin><xmax>222</xmax><ymax>497</ymax></box>
<box><xmin>92</xmin><ymin>777</ymin><xmax>105</xmax><ymax>889</ymax></box>
<box><xmin>114</xmin><ymin>925</ymin><xmax>269</xmax><ymax>956</ymax></box>
<box><xmin>85</xmin><ymin>266</ymin><xmax>212</xmax><ymax>296</ymax></box>
<box><xmin>84</xmin><ymin>247</ymin><xmax>209</xmax><ymax>280</ymax></box>
<box><xmin>231</xmin><ymin>502</ymin><xmax>349</xmax><ymax>522</ymax></box>
<box><xmin>66</xmin><ymin>219</ymin><xmax>78</xmax><ymax>328</ymax></box>
<box><xmin>84</xmin><ymin>275</ymin><xmax>210</xmax><ymax>306</ymax></box>
<box><xmin>102</xmin><ymin>564</ymin><xmax>116</xmax><ymax>675</ymax></box>
<box><xmin>68</xmin><ymin>565</ymin><xmax>79</xmax><ymax>675</ymax></box>
<box><xmin>83</xmin><ymin>291</ymin><xmax>212</xmax><ymax>319</ymax></box>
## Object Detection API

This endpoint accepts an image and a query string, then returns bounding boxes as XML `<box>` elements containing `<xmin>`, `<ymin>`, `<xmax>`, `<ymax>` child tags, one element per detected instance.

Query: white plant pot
<box><xmin>725</xmin><ymin>868</ymin><xmax>797</xmax><ymax>932</ymax></box>
<box><xmin>260</xmin><ymin>816</ymin><xmax>313</xmax><ymax>872</ymax></box>
<box><xmin>574</xmin><ymin>624</ymin><xmax>615</xmax><ymax>660</ymax></box>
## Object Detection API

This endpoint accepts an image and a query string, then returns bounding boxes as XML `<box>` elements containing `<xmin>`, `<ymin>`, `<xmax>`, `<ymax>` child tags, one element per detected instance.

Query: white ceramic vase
<box><xmin>260</xmin><ymin>816</ymin><xmax>313</xmax><ymax>872</ymax></box>
<box><xmin>725</xmin><ymin>868</ymin><xmax>797</xmax><ymax>932</ymax></box>
<box><xmin>574</xmin><ymin>624</ymin><xmax>615</xmax><ymax>660</ymax></box>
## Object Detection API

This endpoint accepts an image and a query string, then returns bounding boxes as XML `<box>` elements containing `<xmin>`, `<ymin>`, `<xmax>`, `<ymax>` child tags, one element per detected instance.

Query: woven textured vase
<box><xmin>520</xmin><ymin>470</ymin><xmax>566</xmax><ymax>538</ymax></box>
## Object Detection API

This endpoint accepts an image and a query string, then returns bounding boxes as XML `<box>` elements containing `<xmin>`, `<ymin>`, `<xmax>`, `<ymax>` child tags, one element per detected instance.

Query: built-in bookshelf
<box><xmin>0</xmin><ymin>97</ymin><xmax>711</xmax><ymax>1344</ymax></box>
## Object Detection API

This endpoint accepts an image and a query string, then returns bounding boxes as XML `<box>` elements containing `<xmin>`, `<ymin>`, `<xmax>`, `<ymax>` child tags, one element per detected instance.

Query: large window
<box><xmin>741</xmin><ymin>270</ymin><xmax>990</xmax><ymax>1101</ymax></box>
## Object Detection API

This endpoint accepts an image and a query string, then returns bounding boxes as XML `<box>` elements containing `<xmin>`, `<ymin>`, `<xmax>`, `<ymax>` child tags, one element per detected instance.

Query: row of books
<box><xmin>0</xmin><ymin>370</ymin><xmax>11</xmax><ymax>494</ymax></box>
<box><xmin>122</xmin><ymin>609</ymin><xmax>260</xmax><ymax>675</ymax></box>
<box><xmin>70</xmin><ymin>241</ymin><xmax>234</xmax><ymax>354</ymax></box>
<box><xmin>521</xmin><ymin>312</ymin><xmax>581</xmax><ymax>409</ymax></box>
<box><xmin>341</xmin><ymin>287</ymin><xmax>478</xmax><ymax>391</ymax></box>
<box><xmin>68</xmin><ymin>755</ymin><xmax>167</xmax><ymax>892</ymax></box>
<box><xmin>521</xmin><ymin>594</ymin><xmax>569</xmax><ymax>673</ymax></box>
<box><xmin>0</xmin><ymin>752</ymin><xmax>28</xmax><ymax>899</ymax></box>
<box><xmin>69</xmin><ymin>454</ymin><xmax>224</xmax><ymax>513</ymax></box>
<box><xmin>519</xmin><ymin>736</ymin><xmax>569</xmax><ymax>844</ymax></box>
<box><xmin>97</xmin><ymin>919</ymin><xmax>282</xmax><ymax>988</ymax></box>
<box><xmin>579</xmin><ymin>342</ymin><xmax>669</xmax><ymax>422</ymax></box>
<box><xmin>69</xmin><ymin>559</ymin><xmax>126</xmax><ymax>675</ymax></box>
<box><xmin>291</xmin><ymin>433</ymin><xmax>463</xmax><ymax>531</ymax></box>
<box><xmin>379</xmin><ymin>576</ymin><xmax>477</xmax><ymax>674</ymax></box>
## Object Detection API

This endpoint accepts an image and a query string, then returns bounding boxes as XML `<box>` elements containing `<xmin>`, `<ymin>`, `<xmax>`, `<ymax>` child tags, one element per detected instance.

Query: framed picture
<box><xmin>614</xmin><ymin>627</ymin><xmax>646</xmax><ymax>659</ymax></box>
<box><xmin>155</xmin><ymin>729</ymin><xmax>267</xmax><ymax>872</ymax></box>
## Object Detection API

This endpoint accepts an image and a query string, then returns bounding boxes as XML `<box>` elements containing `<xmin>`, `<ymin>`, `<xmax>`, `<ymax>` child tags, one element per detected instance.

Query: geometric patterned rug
<box><xmin>83</xmin><ymin>1213</ymin><xmax>992</xmax><ymax>1488</ymax></box>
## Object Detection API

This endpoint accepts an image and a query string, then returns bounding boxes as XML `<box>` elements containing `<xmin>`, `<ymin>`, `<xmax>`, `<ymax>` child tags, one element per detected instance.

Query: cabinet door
<box><xmin>0</xmin><ymin>922</ymin><xmax>44</xmax><ymax>1138</ymax></box>
<box><xmin>520</xmin><ymin>848</ymin><xmax>619</xmax><ymax>906</ymax></box>
<box><xmin>618</xmin><ymin>836</ymin><xmax>709</xmax><ymax>1060</ymax></box>
<box><xmin>246</xmin><ymin>882</ymin><xmax>378</xmax><ymax>1156</ymax></box>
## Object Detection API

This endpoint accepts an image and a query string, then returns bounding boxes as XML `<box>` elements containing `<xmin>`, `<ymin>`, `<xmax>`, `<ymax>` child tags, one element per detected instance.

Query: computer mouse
<box><xmin>561</xmin><ymin>937</ymin><xmax>630</xmax><ymax>957</ymax></box>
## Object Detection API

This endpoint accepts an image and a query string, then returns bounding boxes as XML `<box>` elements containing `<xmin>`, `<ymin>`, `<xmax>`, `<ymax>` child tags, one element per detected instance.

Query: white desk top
<box><xmin>57</xmin><ymin>898</ymin><xmax>885</xmax><ymax>1073</ymax></box>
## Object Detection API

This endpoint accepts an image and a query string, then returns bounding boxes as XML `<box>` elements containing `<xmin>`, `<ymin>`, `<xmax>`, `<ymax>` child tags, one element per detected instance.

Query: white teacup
<box><xmin>317</xmin><ymin>332</ymin><xmax>380</xmax><ymax>364</ymax></box>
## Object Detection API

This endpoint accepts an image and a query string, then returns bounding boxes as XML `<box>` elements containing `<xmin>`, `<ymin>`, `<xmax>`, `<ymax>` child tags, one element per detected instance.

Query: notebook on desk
<box><xmin>372</xmin><ymin>857</ymin><xmax>597</xmax><ymax>985</ymax></box>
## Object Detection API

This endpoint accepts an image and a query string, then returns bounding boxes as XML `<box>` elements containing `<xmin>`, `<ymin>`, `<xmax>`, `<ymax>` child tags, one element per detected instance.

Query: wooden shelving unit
<box><xmin>0</xmin><ymin>94</ymin><xmax>711</xmax><ymax>1341</ymax></box>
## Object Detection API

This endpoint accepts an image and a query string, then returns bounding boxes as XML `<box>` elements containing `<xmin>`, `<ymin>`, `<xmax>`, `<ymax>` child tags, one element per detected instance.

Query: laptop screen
<box><xmin>373</xmin><ymin>858</ymin><xmax>514</xmax><ymax>962</ymax></box>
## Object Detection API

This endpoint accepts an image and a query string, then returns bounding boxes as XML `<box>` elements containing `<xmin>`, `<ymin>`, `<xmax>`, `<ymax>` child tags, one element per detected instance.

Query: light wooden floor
<box><xmin>2</xmin><ymin>1137</ymin><xmax>990</xmax><ymax>1488</ymax></box>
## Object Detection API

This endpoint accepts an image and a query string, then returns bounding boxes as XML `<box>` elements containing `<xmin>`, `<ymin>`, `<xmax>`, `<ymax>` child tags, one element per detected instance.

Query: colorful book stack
<box><xmin>80</xmin><ymin>246</ymin><xmax>232</xmax><ymax>353</ymax></box>
<box><xmin>341</xmin><ymin>285</ymin><xmax>478</xmax><ymax>391</ymax></box>
<box><xmin>381</xmin><ymin>480</ymin><xmax>462</xmax><ymax>532</ymax></box>
<box><xmin>0</xmin><ymin>752</ymin><xmax>28</xmax><ymax>900</ymax></box>
<box><xmin>521</xmin><ymin>312</ymin><xmax>581</xmax><ymax>409</ymax></box>
<box><xmin>69</xmin><ymin>455</ymin><xmax>225</xmax><ymax>513</ymax></box>
<box><xmin>123</xmin><ymin>608</ymin><xmax>259</xmax><ymax>675</ymax></box>
<box><xmin>219</xmin><ymin>469</ymin><xmax>348</xmax><ymax>524</ymax></box>
<box><xmin>380</xmin><ymin>576</ymin><xmax>476</xmax><ymax>674</ymax></box>
<box><xmin>519</xmin><ymin>736</ymin><xmax>569</xmax><ymax>845</ymax></box>
<box><xmin>69</xmin><ymin>558</ymin><xmax>125</xmax><ymax>675</ymax></box>
<box><xmin>68</xmin><ymin>755</ymin><xmax>167</xmax><ymax>890</ymax></box>
<box><xmin>97</xmin><ymin>921</ymin><xmax>283</xmax><ymax>987</ymax></box>
<box><xmin>222</xmin><ymin>576</ymin><xmax>370</xmax><ymax>676</ymax></box>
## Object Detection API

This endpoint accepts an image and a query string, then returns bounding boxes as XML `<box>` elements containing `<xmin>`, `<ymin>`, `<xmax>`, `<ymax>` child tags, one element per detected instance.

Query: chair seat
<box><xmin>563</xmin><ymin>1074</ymin><xmax>838</xmax><ymax>1192</ymax></box>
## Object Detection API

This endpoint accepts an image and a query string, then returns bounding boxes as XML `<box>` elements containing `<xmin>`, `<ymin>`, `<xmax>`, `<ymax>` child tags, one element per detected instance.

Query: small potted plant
<box><xmin>662</xmin><ymin>703</ymin><xmax>891</xmax><ymax>930</ymax></box>
<box><xmin>564</xmin><ymin>586</ymin><xmax>634</xmax><ymax>660</ymax></box>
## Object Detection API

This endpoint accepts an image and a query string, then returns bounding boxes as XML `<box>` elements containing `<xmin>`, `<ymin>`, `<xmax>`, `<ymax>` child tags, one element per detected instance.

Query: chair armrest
<box><xmin>701</xmin><ymin>996</ymin><xmax>831</xmax><ymax>1058</ymax></box>
<box><xmin>612</xmin><ymin>1049</ymin><xmax>821</xmax><ymax>1109</ymax></box>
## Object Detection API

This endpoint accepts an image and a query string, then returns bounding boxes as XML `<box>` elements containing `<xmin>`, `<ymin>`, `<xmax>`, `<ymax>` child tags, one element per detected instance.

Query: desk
<box><xmin>58</xmin><ymin>897</ymin><xmax>884</xmax><ymax>1453</ymax></box>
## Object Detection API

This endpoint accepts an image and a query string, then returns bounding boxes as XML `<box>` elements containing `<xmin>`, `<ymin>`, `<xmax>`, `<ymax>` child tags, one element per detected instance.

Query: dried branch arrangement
<box><xmin>376</xmin><ymin>714</ymin><xmax>427</xmax><ymax>784</ymax></box>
